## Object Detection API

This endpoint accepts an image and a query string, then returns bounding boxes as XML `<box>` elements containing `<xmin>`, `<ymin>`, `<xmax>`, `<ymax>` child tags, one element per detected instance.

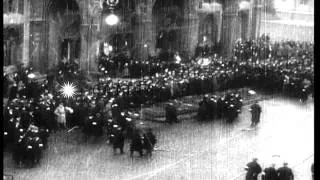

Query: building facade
<box><xmin>3</xmin><ymin>0</ymin><xmax>263</xmax><ymax>73</ymax></box>
<box><xmin>259</xmin><ymin>0</ymin><xmax>314</xmax><ymax>42</ymax></box>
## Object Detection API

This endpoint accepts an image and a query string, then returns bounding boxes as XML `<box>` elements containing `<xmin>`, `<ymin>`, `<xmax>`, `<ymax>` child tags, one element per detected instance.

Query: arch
<box><xmin>198</xmin><ymin>14</ymin><xmax>219</xmax><ymax>45</ymax></box>
<box><xmin>99</xmin><ymin>0</ymin><xmax>136</xmax><ymax>59</ymax></box>
<box><xmin>238</xmin><ymin>10</ymin><xmax>249</xmax><ymax>40</ymax></box>
<box><xmin>46</xmin><ymin>0</ymin><xmax>82</xmax><ymax>68</ymax></box>
<box><xmin>152</xmin><ymin>0</ymin><xmax>185</xmax><ymax>59</ymax></box>
<box><xmin>3</xmin><ymin>26</ymin><xmax>23</xmax><ymax>66</ymax></box>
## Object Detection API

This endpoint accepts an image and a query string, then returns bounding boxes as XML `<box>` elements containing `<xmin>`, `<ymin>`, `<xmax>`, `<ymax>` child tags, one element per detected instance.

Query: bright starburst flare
<box><xmin>59</xmin><ymin>82</ymin><xmax>77</xmax><ymax>98</ymax></box>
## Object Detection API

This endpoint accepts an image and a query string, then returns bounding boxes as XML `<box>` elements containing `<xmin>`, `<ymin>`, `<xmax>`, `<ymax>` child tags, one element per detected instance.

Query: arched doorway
<box><xmin>199</xmin><ymin>14</ymin><xmax>218</xmax><ymax>45</ymax></box>
<box><xmin>239</xmin><ymin>11</ymin><xmax>249</xmax><ymax>40</ymax></box>
<box><xmin>99</xmin><ymin>0</ymin><xmax>136</xmax><ymax>58</ymax></box>
<box><xmin>152</xmin><ymin>0</ymin><xmax>185</xmax><ymax>62</ymax></box>
<box><xmin>3</xmin><ymin>26</ymin><xmax>23</xmax><ymax>66</ymax></box>
<box><xmin>47</xmin><ymin>0</ymin><xmax>81</xmax><ymax>67</ymax></box>
<box><xmin>196</xmin><ymin>13</ymin><xmax>221</xmax><ymax>56</ymax></box>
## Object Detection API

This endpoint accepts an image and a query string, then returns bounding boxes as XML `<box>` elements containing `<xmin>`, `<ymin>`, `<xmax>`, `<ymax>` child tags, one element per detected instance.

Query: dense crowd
<box><xmin>233</xmin><ymin>34</ymin><xmax>313</xmax><ymax>61</ymax></box>
<box><xmin>98</xmin><ymin>54</ymin><xmax>180</xmax><ymax>78</ymax></box>
<box><xmin>3</xmin><ymin>37</ymin><xmax>313</xmax><ymax>168</ymax></box>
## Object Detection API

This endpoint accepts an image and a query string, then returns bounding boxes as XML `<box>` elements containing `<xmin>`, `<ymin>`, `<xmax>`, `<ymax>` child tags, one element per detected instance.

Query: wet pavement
<box><xmin>3</xmin><ymin>96</ymin><xmax>314</xmax><ymax>180</ymax></box>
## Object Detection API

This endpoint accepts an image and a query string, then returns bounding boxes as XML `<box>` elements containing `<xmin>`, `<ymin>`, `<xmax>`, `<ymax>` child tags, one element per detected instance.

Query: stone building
<box><xmin>3</xmin><ymin>0</ymin><xmax>263</xmax><ymax>74</ymax></box>
<box><xmin>259</xmin><ymin>0</ymin><xmax>314</xmax><ymax>42</ymax></box>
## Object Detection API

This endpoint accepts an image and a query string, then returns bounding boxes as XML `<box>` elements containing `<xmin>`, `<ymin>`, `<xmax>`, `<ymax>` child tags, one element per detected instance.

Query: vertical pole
<box><xmin>23</xmin><ymin>0</ymin><xmax>30</xmax><ymax>67</ymax></box>
<box><xmin>68</xmin><ymin>42</ymin><xmax>71</xmax><ymax>61</ymax></box>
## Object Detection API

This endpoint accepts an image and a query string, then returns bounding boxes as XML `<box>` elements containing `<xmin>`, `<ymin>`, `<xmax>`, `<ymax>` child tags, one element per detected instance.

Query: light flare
<box><xmin>59</xmin><ymin>82</ymin><xmax>77</xmax><ymax>98</ymax></box>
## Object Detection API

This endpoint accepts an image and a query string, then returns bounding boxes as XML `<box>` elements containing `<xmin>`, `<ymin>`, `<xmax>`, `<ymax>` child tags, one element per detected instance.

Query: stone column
<box><xmin>134</xmin><ymin>0</ymin><xmax>154</xmax><ymax>60</ymax></box>
<box><xmin>79</xmin><ymin>0</ymin><xmax>101</xmax><ymax>74</ymax></box>
<box><xmin>23</xmin><ymin>0</ymin><xmax>30</xmax><ymax>67</ymax></box>
<box><xmin>183</xmin><ymin>0</ymin><xmax>200</xmax><ymax>58</ymax></box>
<box><xmin>29</xmin><ymin>0</ymin><xmax>47</xmax><ymax>73</ymax></box>
<box><xmin>250</xmin><ymin>0</ymin><xmax>262</xmax><ymax>39</ymax></box>
<box><xmin>221</xmin><ymin>12</ymin><xmax>240</xmax><ymax>57</ymax></box>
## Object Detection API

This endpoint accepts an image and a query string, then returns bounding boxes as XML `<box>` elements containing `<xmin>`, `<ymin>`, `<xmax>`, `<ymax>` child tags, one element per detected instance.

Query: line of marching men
<box><xmin>197</xmin><ymin>92</ymin><xmax>243</xmax><ymax>123</ymax></box>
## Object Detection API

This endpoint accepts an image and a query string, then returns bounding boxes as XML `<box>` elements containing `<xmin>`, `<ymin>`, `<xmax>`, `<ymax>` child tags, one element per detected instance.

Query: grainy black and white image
<box><xmin>3</xmin><ymin>0</ymin><xmax>314</xmax><ymax>179</ymax></box>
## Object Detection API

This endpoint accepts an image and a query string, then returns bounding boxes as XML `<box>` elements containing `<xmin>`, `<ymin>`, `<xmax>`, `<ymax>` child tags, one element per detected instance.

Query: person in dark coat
<box><xmin>130</xmin><ymin>129</ymin><xmax>143</xmax><ymax>157</ymax></box>
<box><xmin>110</xmin><ymin>127</ymin><xmax>125</xmax><ymax>154</ymax></box>
<box><xmin>262</xmin><ymin>163</ymin><xmax>277</xmax><ymax>180</ymax></box>
<box><xmin>165</xmin><ymin>103</ymin><xmax>178</xmax><ymax>124</ymax></box>
<box><xmin>142</xmin><ymin>128</ymin><xmax>157</xmax><ymax>156</ymax></box>
<box><xmin>277</xmin><ymin>162</ymin><xmax>294</xmax><ymax>180</ymax></box>
<box><xmin>245</xmin><ymin>158</ymin><xmax>262</xmax><ymax>180</ymax></box>
<box><xmin>250</xmin><ymin>101</ymin><xmax>262</xmax><ymax>127</ymax></box>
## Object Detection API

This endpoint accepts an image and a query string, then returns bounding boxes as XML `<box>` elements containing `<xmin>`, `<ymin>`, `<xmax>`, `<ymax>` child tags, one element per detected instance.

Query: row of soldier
<box><xmin>233</xmin><ymin>35</ymin><xmax>313</xmax><ymax>61</ymax></box>
<box><xmin>98</xmin><ymin>55</ymin><xmax>179</xmax><ymax>78</ymax></box>
<box><xmin>197</xmin><ymin>92</ymin><xmax>243</xmax><ymax>123</ymax></box>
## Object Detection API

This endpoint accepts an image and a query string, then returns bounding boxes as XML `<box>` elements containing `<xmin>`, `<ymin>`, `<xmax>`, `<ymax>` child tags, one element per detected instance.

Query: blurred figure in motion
<box><xmin>245</xmin><ymin>158</ymin><xmax>262</xmax><ymax>180</ymax></box>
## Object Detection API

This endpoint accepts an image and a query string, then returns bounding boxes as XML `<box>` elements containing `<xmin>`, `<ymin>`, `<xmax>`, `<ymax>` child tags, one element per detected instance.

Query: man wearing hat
<box><xmin>277</xmin><ymin>162</ymin><xmax>294</xmax><ymax>180</ymax></box>
<box><xmin>245</xmin><ymin>158</ymin><xmax>262</xmax><ymax>180</ymax></box>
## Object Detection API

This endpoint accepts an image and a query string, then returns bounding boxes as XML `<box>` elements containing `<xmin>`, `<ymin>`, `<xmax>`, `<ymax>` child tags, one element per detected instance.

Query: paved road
<box><xmin>3</xmin><ymin>97</ymin><xmax>313</xmax><ymax>180</ymax></box>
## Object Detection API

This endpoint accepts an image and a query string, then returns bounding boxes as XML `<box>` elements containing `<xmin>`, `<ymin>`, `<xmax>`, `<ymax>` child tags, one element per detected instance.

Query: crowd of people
<box><xmin>233</xmin><ymin>34</ymin><xmax>313</xmax><ymax>61</ymax></box>
<box><xmin>98</xmin><ymin>54</ymin><xmax>179</xmax><ymax>78</ymax></box>
<box><xmin>245</xmin><ymin>158</ymin><xmax>297</xmax><ymax>180</ymax></box>
<box><xmin>197</xmin><ymin>92</ymin><xmax>243</xmax><ymax>123</ymax></box>
<box><xmin>3</xmin><ymin>36</ymin><xmax>313</xmax><ymax>168</ymax></box>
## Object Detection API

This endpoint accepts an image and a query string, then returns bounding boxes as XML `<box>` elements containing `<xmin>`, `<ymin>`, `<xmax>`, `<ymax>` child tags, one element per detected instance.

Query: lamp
<box><xmin>105</xmin><ymin>13</ymin><xmax>119</xmax><ymax>26</ymax></box>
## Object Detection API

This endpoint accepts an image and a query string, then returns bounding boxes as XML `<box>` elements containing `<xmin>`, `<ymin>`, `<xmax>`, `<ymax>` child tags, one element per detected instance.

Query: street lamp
<box><xmin>102</xmin><ymin>0</ymin><xmax>120</xmax><ymax>26</ymax></box>
<box><xmin>105</xmin><ymin>13</ymin><xmax>119</xmax><ymax>26</ymax></box>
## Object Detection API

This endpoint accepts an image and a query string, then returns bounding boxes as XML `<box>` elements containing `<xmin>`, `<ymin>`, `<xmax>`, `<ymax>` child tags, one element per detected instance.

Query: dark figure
<box><xmin>83</xmin><ymin>113</ymin><xmax>103</xmax><ymax>138</ymax></box>
<box><xmin>198</xmin><ymin>96</ymin><xmax>209</xmax><ymax>121</ymax></box>
<box><xmin>142</xmin><ymin>128</ymin><xmax>157</xmax><ymax>156</ymax></box>
<box><xmin>250</xmin><ymin>102</ymin><xmax>262</xmax><ymax>127</ymax></box>
<box><xmin>130</xmin><ymin>130</ymin><xmax>143</xmax><ymax>157</ymax></box>
<box><xmin>110</xmin><ymin>129</ymin><xmax>125</xmax><ymax>154</ymax></box>
<box><xmin>165</xmin><ymin>103</ymin><xmax>178</xmax><ymax>124</ymax></box>
<box><xmin>198</xmin><ymin>102</ymin><xmax>208</xmax><ymax>121</ymax></box>
<box><xmin>262</xmin><ymin>164</ymin><xmax>277</xmax><ymax>180</ymax></box>
<box><xmin>277</xmin><ymin>163</ymin><xmax>294</xmax><ymax>180</ymax></box>
<box><xmin>245</xmin><ymin>158</ymin><xmax>262</xmax><ymax>180</ymax></box>
<box><xmin>13</xmin><ymin>138</ymin><xmax>25</xmax><ymax>167</ymax></box>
